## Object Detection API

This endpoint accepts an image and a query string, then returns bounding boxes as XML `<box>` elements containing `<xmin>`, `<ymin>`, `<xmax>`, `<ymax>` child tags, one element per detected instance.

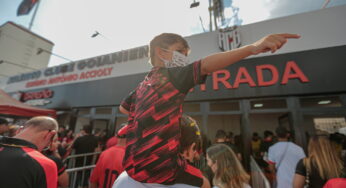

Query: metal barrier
<box><xmin>64</xmin><ymin>151</ymin><xmax>101</xmax><ymax>188</ymax></box>
<box><xmin>66</xmin><ymin>165</ymin><xmax>96</xmax><ymax>188</ymax></box>
<box><xmin>250</xmin><ymin>156</ymin><xmax>271</xmax><ymax>188</ymax></box>
<box><xmin>64</xmin><ymin>153</ymin><xmax>270</xmax><ymax>188</ymax></box>
<box><xmin>64</xmin><ymin>151</ymin><xmax>101</xmax><ymax>169</ymax></box>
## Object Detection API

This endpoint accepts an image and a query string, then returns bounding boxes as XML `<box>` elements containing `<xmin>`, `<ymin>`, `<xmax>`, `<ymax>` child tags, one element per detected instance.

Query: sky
<box><xmin>1</xmin><ymin>0</ymin><xmax>345</xmax><ymax>67</ymax></box>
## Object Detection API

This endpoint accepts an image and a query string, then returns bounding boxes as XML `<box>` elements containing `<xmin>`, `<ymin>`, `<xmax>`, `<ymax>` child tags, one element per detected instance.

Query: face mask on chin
<box><xmin>160</xmin><ymin>49</ymin><xmax>190</xmax><ymax>68</ymax></box>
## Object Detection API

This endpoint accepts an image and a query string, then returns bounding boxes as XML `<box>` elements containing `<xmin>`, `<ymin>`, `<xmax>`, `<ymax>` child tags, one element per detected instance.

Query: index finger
<box><xmin>277</xmin><ymin>33</ymin><xmax>301</xmax><ymax>39</ymax></box>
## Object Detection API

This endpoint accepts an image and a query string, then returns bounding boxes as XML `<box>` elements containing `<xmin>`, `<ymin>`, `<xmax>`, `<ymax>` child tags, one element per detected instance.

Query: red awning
<box><xmin>0</xmin><ymin>90</ymin><xmax>56</xmax><ymax>118</ymax></box>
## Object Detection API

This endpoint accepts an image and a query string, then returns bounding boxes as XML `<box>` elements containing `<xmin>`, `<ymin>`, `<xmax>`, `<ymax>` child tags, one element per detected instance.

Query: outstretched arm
<box><xmin>200</xmin><ymin>33</ymin><xmax>300</xmax><ymax>75</ymax></box>
<box><xmin>119</xmin><ymin>105</ymin><xmax>129</xmax><ymax>115</ymax></box>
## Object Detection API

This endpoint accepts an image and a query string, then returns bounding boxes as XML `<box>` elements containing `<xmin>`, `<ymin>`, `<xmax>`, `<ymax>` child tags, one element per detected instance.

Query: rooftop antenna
<box><xmin>322</xmin><ymin>0</ymin><xmax>331</xmax><ymax>8</ymax></box>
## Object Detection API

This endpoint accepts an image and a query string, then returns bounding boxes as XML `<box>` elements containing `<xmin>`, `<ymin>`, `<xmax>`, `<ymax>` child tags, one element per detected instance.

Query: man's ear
<box><xmin>45</xmin><ymin>130</ymin><xmax>57</xmax><ymax>141</ymax></box>
<box><xmin>50</xmin><ymin>130</ymin><xmax>57</xmax><ymax>137</ymax></box>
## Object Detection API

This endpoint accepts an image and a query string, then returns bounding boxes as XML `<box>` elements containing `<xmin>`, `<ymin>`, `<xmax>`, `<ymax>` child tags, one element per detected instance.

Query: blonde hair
<box><xmin>304</xmin><ymin>136</ymin><xmax>343</xmax><ymax>180</ymax></box>
<box><xmin>207</xmin><ymin>144</ymin><xmax>249</xmax><ymax>188</ymax></box>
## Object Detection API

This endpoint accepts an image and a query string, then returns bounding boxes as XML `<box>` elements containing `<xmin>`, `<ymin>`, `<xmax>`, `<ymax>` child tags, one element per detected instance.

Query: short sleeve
<box><xmin>295</xmin><ymin>159</ymin><xmax>306</xmax><ymax>176</ymax></box>
<box><xmin>120</xmin><ymin>90</ymin><xmax>135</xmax><ymax>111</ymax></box>
<box><xmin>299</xmin><ymin>148</ymin><xmax>306</xmax><ymax>159</ymax></box>
<box><xmin>167</xmin><ymin>60</ymin><xmax>207</xmax><ymax>94</ymax></box>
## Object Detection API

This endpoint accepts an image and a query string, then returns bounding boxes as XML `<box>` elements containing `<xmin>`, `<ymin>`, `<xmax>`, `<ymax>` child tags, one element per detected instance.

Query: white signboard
<box><xmin>1</xmin><ymin>46</ymin><xmax>151</xmax><ymax>92</ymax></box>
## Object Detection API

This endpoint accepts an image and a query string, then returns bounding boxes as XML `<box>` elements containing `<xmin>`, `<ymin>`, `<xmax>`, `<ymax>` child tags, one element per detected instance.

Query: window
<box><xmin>207</xmin><ymin>115</ymin><xmax>241</xmax><ymax>141</ymax></box>
<box><xmin>78</xmin><ymin>108</ymin><xmax>91</xmax><ymax>115</ymax></box>
<box><xmin>183</xmin><ymin>103</ymin><xmax>200</xmax><ymax>112</ymax></box>
<box><xmin>250</xmin><ymin>99</ymin><xmax>287</xmax><ymax>109</ymax></box>
<box><xmin>300</xmin><ymin>96</ymin><xmax>342</xmax><ymax>108</ymax></box>
<box><xmin>95</xmin><ymin>107</ymin><xmax>112</xmax><ymax>114</ymax></box>
<box><xmin>314</xmin><ymin>117</ymin><xmax>346</xmax><ymax>134</ymax></box>
<box><xmin>210</xmin><ymin>101</ymin><xmax>239</xmax><ymax>111</ymax></box>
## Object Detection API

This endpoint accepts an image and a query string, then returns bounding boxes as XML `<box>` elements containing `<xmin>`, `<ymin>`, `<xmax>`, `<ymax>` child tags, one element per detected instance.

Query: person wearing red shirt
<box><xmin>119</xmin><ymin>32</ymin><xmax>299</xmax><ymax>187</ymax></box>
<box><xmin>113</xmin><ymin>115</ymin><xmax>206</xmax><ymax>188</ymax></box>
<box><xmin>89</xmin><ymin>123</ymin><xmax>128</xmax><ymax>188</ymax></box>
<box><xmin>323</xmin><ymin>178</ymin><xmax>346</xmax><ymax>188</ymax></box>
<box><xmin>105</xmin><ymin>131</ymin><xmax>118</xmax><ymax>149</ymax></box>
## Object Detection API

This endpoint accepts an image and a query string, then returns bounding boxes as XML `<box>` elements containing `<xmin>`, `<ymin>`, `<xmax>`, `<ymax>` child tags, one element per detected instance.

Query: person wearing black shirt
<box><xmin>293</xmin><ymin>135</ymin><xmax>344</xmax><ymax>188</ymax></box>
<box><xmin>71</xmin><ymin>125</ymin><xmax>99</xmax><ymax>187</ymax></box>
<box><xmin>43</xmin><ymin>136</ymin><xmax>69</xmax><ymax>187</ymax></box>
<box><xmin>0</xmin><ymin>116</ymin><xmax>58</xmax><ymax>188</ymax></box>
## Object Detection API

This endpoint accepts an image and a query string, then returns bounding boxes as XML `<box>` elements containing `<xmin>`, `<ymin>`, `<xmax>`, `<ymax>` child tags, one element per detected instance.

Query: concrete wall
<box><xmin>0</xmin><ymin>22</ymin><xmax>53</xmax><ymax>78</ymax></box>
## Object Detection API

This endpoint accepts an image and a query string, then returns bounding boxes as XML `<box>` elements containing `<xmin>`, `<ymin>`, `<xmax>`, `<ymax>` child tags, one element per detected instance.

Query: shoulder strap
<box><xmin>303</xmin><ymin>158</ymin><xmax>310</xmax><ymax>186</ymax></box>
<box><xmin>276</xmin><ymin>142</ymin><xmax>290</xmax><ymax>170</ymax></box>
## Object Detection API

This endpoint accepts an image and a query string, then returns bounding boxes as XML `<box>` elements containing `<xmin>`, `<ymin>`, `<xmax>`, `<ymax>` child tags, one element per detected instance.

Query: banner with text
<box><xmin>0</xmin><ymin>46</ymin><xmax>151</xmax><ymax>92</ymax></box>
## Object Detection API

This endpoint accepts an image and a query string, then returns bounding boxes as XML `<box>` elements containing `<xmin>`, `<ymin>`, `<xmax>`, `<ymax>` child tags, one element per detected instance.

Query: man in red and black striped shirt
<box><xmin>119</xmin><ymin>33</ymin><xmax>300</xmax><ymax>187</ymax></box>
<box><xmin>0</xmin><ymin>116</ymin><xmax>59</xmax><ymax>188</ymax></box>
<box><xmin>113</xmin><ymin>115</ymin><xmax>205</xmax><ymax>187</ymax></box>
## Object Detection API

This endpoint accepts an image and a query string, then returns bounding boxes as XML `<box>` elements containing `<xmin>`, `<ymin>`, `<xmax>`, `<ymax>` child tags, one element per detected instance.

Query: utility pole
<box><xmin>29</xmin><ymin>0</ymin><xmax>42</xmax><ymax>30</ymax></box>
<box><xmin>208</xmin><ymin>0</ymin><xmax>213</xmax><ymax>31</ymax></box>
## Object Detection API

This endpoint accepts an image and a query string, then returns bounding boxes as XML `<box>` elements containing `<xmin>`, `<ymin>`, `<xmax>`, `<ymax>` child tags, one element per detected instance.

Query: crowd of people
<box><xmin>1</xmin><ymin>115</ymin><xmax>346</xmax><ymax>188</ymax></box>
<box><xmin>1</xmin><ymin>32</ymin><xmax>345</xmax><ymax>188</ymax></box>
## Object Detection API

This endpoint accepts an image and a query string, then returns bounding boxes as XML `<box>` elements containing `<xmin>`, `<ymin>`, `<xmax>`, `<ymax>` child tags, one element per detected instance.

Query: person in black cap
<box><xmin>0</xmin><ymin>118</ymin><xmax>9</xmax><ymax>136</ymax></box>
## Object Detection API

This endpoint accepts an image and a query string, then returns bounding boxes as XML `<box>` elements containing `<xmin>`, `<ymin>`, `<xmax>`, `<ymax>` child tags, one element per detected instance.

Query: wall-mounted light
<box><xmin>318</xmin><ymin>100</ymin><xmax>331</xmax><ymax>105</ymax></box>
<box><xmin>254</xmin><ymin>103</ymin><xmax>263</xmax><ymax>108</ymax></box>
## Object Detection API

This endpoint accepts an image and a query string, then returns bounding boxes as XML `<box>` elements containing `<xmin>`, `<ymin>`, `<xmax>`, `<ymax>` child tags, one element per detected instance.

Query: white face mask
<box><xmin>160</xmin><ymin>49</ymin><xmax>190</xmax><ymax>68</ymax></box>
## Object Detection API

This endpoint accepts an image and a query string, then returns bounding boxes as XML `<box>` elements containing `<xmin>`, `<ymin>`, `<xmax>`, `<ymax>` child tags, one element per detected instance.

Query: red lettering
<box><xmin>256</xmin><ymin>64</ymin><xmax>279</xmax><ymax>86</ymax></box>
<box><xmin>233</xmin><ymin>67</ymin><xmax>256</xmax><ymax>88</ymax></box>
<box><xmin>25</xmin><ymin>80</ymin><xmax>47</xmax><ymax>88</ymax></box>
<box><xmin>47</xmin><ymin>74</ymin><xmax>78</xmax><ymax>84</ymax></box>
<box><xmin>200</xmin><ymin>83</ymin><xmax>206</xmax><ymax>91</ymax></box>
<box><xmin>212</xmin><ymin>70</ymin><xmax>232</xmax><ymax>90</ymax></box>
<box><xmin>23</xmin><ymin>93</ymin><xmax>33</xmax><ymax>101</ymax></box>
<box><xmin>35</xmin><ymin>92</ymin><xmax>43</xmax><ymax>99</ymax></box>
<box><xmin>79</xmin><ymin>67</ymin><xmax>113</xmax><ymax>80</ymax></box>
<box><xmin>281</xmin><ymin>61</ymin><xmax>309</xmax><ymax>84</ymax></box>
<box><xmin>22</xmin><ymin>89</ymin><xmax>54</xmax><ymax>101</ymax></box>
